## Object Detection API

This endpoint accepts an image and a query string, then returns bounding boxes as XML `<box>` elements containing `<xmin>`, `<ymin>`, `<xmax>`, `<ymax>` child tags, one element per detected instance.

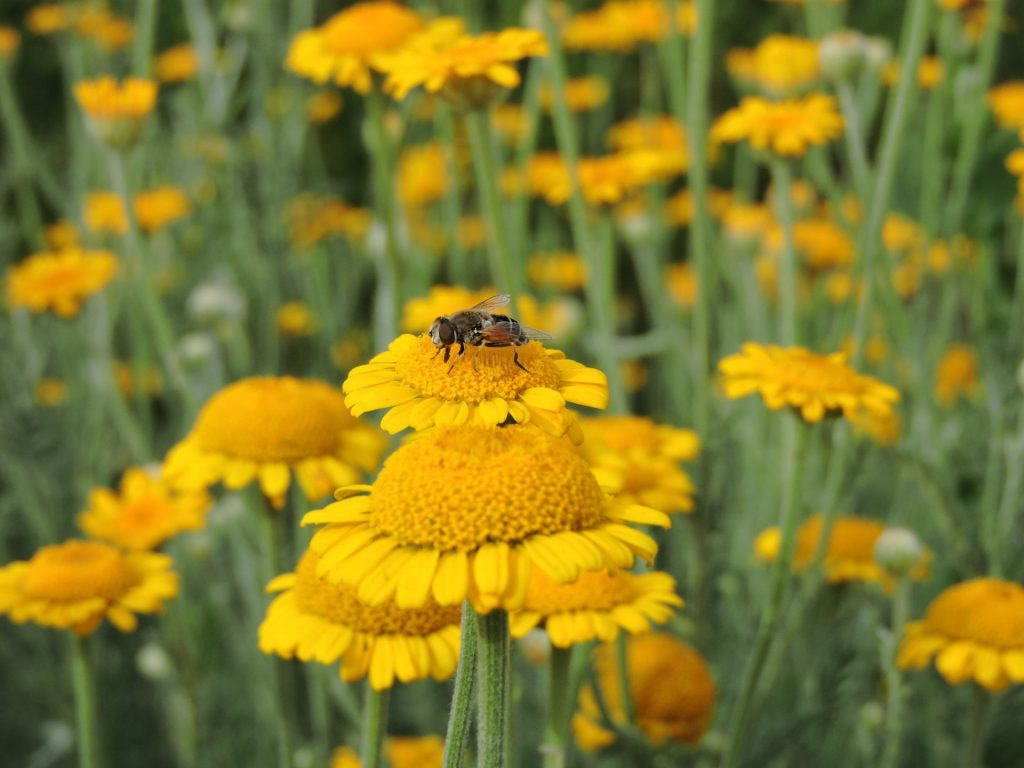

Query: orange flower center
<box><xmin>322</xmin><ymin>4</ymin><xmax>422</xmax><ymax>57</ymax></box>
<box><xmin>24</xmin><ymin>541</ymin><xmax>140</xmax><ymax>602</ymax></box>
<box><xmin>922</xmin><ymin>579</ymin><xmax>1024</xmax><ymax>649</ymax></box>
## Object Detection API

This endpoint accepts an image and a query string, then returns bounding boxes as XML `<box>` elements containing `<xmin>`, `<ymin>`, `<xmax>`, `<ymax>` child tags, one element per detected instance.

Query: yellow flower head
<box><xmin>883</xmin><ymin>56</ymin><xmax>945</xmax><ymax>90</ymax></box>
<box><xmin>527</xmin><ymin>251</ymin><xmax>587</xmax><ymax>292</ymax></box>
<box><xmin>6</xmin><ymin>248</ymin><xmax>119</xmax><ymax>318</ymax></box>
<box><xmin>306</xmin><ymin>90</ymin><xmax>343</xmax><ymax>124</ymax></box>
<box><xmin>712</xmin><ymin>94</ymin><xmax>843</xmax><ymax>157</ymax></box>
<box><xmin>666</xmin><ymin>262</ymin><xmax>699</xmax><ymax>308</ymax></box>
<box><xmin>154</xmin><ymin>43</ymin><xmax>199</xmax><ymax>83</ymax></box>
<box><xmin>398</xmin><ymin>143</ymin><xmax>450</xmax><ymax>210</ymax></box>
<box><xmin>114</xmin><ymin>361</ymin><xmax>163</xmax><ymax>399</ymax></box>
<box><xmin>0</xmin><ymin>540</ymin><xmax>178</xmax><ymax>635</ymax></box>
<box><xmin>302</xmin><ymin>425</ymin><xmax>670</xmax><ymax>613</ymax></box>
<box><xmin>163</xmin><ymin>377</ymin><xmax>388</xmax><ymax>509</ymax></box>
<box><xmin>44</xmin><ymin>219</ymin><xmax>80</xmax><ymax>250</ymax></box>
<box><xmin>276</xmin><ymin>301</ymin><xmax>317</xmax><ymax>336</ymax></box>
<box><xmin>573</xmin><ymin>633</ymin><xmax>715</xmax><ymax>749</ymax></box>
<box><xmin>84</xmin><ymin>191</ymin><xmax>128</xmax><ymax>235</ymax></box>
<box><xmin>899</xmin><ymin>578</ymin><xmax>1024</xmax><ymax>692</ymax></box>
<box><xmin>285</xmin><ymin>2</ymin><xmax>425</xmax><ymax>93</ymax></box>
<box><xmin>387</xmin><ymin>736</ymin><xmax>445</xmax><ymax>768</ymax></box>
<box><xmin>934</xmin><ymin>343</ymin><xmax>981</xmax><ymax>405</ymax></box>
<box><xmin>577</xmin><ymin>416</ymin><xmax>700</xmax><ymax>515</ymax></box>
<box><xmin>343</xmin><ymin>332</ymin><xmax>607</xmax><ymax>441</ymax></box>
<box><xmin>540</xmin><ymin>76</ymin><xmax>609</xmax><ymax>113</ymax></box>
<box><xmin>79</xmin><ymin>467</ymin><xmax>210</xmax><ymax>551</ymax></box>
<box><xmin>285</xmin><ymin>193</ymin><xmax>371</xmax><ymax>248</ymax></box>
<box><xmin>75</xmin><ymin>8</ymin><xmax>133</xmax><ymax>51</ymax></box>
<box><xmin>133</xmin><ymin>186</ymin><xmax>192</xmax><ymax>234</ymax></box>
<box><xmin>563</xmin><ymin>1</ymin><xmax>696</xmax><ymax>52</ymax></box>
<box><xmin>26</xmin><ymin>4</ymin><xmax>71</xmax><ymax>35</ymax></box>
<box><xmin>718</xmin><ymin>342</ymin><xmax>900</xmax><ymax>423</ymax></box>
<box><xmin>882</xmin><ymin>213</ymin><xmax>925</xmax><ymax>253</ymax></box>
<box><xmin>749</xmin><ymin>34</ymin><xmax>820</xmax><ymax>95</ymax></box>
<box><xmin>521</xmin><ymin>151</ymin><xmax>663</xmax><ymax>207</ymax></box>
<box><xmin>510</xmin><ymin>568</ymin><xmax>682</xmax><ymax>647</ymax></box>
<box><xmin>74</xmin><ymin>76</ymin><xmax>157</xmax><ymax>147</ymax></box>
<box><xmin>36</xmin><ymin>378</ymin><xmax>70</xmax><ymax>407</ymax></box>
<box><xmin>0</xmin><ymin>26</ymin><xmax>20</xmax><ymax>58</ymax></box>
<box><xmin>259</xmin><ymin>550</ymin><xmax>461</xmax><ymax>690</ymax></box>
<box><xmin>380</xmin><ymin>27</ymin><xmax>548</xmax><ymax>108</ymax></box>
<box><xmin>608</xmin><ymin>115</ymin><xmax>690</xmax><ymax>179</ymax></box>
<box><xmin>987</xmin><ymin>81</ymin><xmax>1024</xmax><ymax>132</ymax></box>
<box><xmin>766</xmin><ymin>217</ymin><xmax>855</xmax><ymax>271</ymax></box>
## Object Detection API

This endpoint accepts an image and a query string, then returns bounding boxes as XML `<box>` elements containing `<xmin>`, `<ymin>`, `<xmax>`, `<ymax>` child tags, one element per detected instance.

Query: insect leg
<box><xmin>447</xmin><ymin>342</ymin><xmax>466</xmax><ymax>374</ymax></box>
<box><xmin>513</xmin><ymin>348</ymin><xmax>530</xmax><ymax>373</ymax></box>
<box><xmin>443</xmin><ymin>347</ymin><xmax>451</xmax><ymax>364</ymax></box>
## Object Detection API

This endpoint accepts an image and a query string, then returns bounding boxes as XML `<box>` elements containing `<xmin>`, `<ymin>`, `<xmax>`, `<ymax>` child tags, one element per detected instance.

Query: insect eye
<box><xmin>439</xmin><ymin>320</ymin><xmax>455</xmax><ymax>343</ymax></box>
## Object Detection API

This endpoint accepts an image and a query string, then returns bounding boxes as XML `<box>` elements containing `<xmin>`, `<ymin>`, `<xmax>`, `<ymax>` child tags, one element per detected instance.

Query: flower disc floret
<box><xmin>303</xmin><ymin>425</ymin><xmax>669</xmax><ymax>613</ymax></box>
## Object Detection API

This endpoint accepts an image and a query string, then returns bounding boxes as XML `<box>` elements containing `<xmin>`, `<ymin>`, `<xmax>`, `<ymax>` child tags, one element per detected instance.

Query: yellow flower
<box><xmin>0</xmin><ymin>540</ymin><xmax>178</xmax><ymax>635</ymax></box>
<box><xmin>882</xmin><ymin>213</ymin><xmax>925</xmax><ymax>253</ymax></box>
<box><xmin>26</xmin><ymin>4</ymin><xmax>70</xmax><ymax>35</ymax></box>
<box><xmin>306</xmin><ymin>90</ymin><xmax>343</xmax><ymax>124</ymax></box>
<box><xmin>898</xmin><ymin>578</ymin><xmax>1024</xmax><ymax>692</ymax></box>
<box><xmin>285</xmin><ymin>193</ymin><xmax>371</xmax><ymax>248</ymax></box>
<box><xmin>712</xmin><ymin>94</ymin><xmax>843</xmax><ymax>157</ymax></box>
<box><xmin>934</xmin><ymin>343</ymin><xmax>981</xmax><ymax>405</ymax></box>
<box><xmin>75</xmin><ymin>8</ymin><xmax>133</xmax><ymax>51</ymax></box>
<box><xmin>563</xmin><ymin>1</ymin><xmax>696</xmax><ymax>52</ymax></box>
<box><xmin>398</xmin><ymin>143</ymin><xmax>450</xmax><ymax>210</ymax></box>
<box><xmin>987</xmin><ymin>81</ymin><xmax>1024</xmax><ymax>132</ymax></box>
<box><xmin>276</xmin><ymin>301</ymin><xmax>317</xmax><ymax>336</ymax></box>
<box><xmin>510</xmin><ymin>568</ymin><xmax>682</xmax><ymax>647</ymax></box>
<box><xmin>721</xmin><ymin>201</ymin><xmax>773</xmax><ymax>244</ymax></box>
<box><xmin>838</xmin><ymin>334</ymin><xmax>890</xmax><ymax>366</ymax></box>
<box><xmin>387</xmin><ymin>736</ymin><xmax>445</xmax><ymax>768</ymax></box>
<box><xmin>285</xmin><ymin>2</ymin><xmax>425</xmax><ymax>94</ymax></box>
<box><xmin>154</xmin><ymin>43</ymin><xmax>199</xmax><ymax>83</ymax></box>
<box><xmin>765</xmin><ymin>217</ymin><xmax>855</xmax><ymax>271</ymax></box>
<box><xmin>540</xmin><ymin>76</ymin><xmax>609</xmax><ymax>113</ymax></box>
<box><xmin>0</xmin><ymin>26</ymin><xmax>20</xmax><ymax>58</ymax></box>
<box><xmin>133</xmin><ymin>186</ymin><xmax>191</xmax><ymax>234</ymax></box>
<box><xmin>522</xmin><ymin>151</ymin><xmax>663</xmax><ymax>207</ymax></box>
<box><xmin>380</xmin><ymin>27</ymin><xmax>548</xmax><ymax>108</ymax></box>
<box><xmin>849</xmin><ymin>407</ymin><xmax>903</xmax><ymax>447</ymax></box>
<box><xmin>44</xmin><ymin>219</ymin><xmax>80</xmax><ymax>250</ymax></box>
<box><xmin>331</xmin><ymin>746</ymin><xmax>361</xmax><ymax>768</ymax></box>
<box><xmin>6</xmin><ymin>248</ymin><xmax>119</xmax><ymax>318</ymax></box>
<box><xmin>527</xmin><ymin>251</ymin><xmax>587</xmax><ymax>292</ymax></box>
<box><xmin>84</xmin><ymin>191</ymin><xmax>129</xmax><ymax>235</ymax></box>
<box><xmin>343</xmin><ymin>333</ymin><xmax>607</xmax><ymax>440</ymax></box>
<box><xmin>573</xmin><ymin>633</ymin><xmax>715</xmax><ymax>749</ymax></box>
<box><xmin>666</xmin><ymin>262</ymin><xmax>698</xmax><ymax>309</ymax></box>
<box><xmin>457</xmin><ymin>215</ymin><xmax>488</xmax><ymax>249</ymax></box>
<box><xmin>79</xmin><ymin>467</ymin><xmax>210</xmax><ymax>551</ymax></box>
<box><xmin>718</xmin><ymin>342</ymin><xmax>900</xmax><ymax>423</ymax></box>
<box><xmin>577</xmin><ymin>416</ymin><xmax>700</xmax><ymax>515</ymax></box>
<box><xmin>608</xmin><ymin>115</ymin><xmax>689</xmax><ymax>178</ymax></box>
<box><xmin>749</xmin><ymin>34</ymin><xmax>819</xmax><ymax>95</ymax></box>
<box><xmin>303</xmin><ymin>425</ymin><xmax>670</xmax><ymax>613</ymax></box>
<box><xmin>114</xmin><ymin>361</ymin><xmax>163</xmax><ymax>399</ymax></box>
<box><xmin>259</xmin><ymin>550</ymin><xmax>461</xmax><ymax>690</ymax></box>
<box><xmin>36</xmin><ymin>378</ymin><xmax>69</xmax><ymax>406</ymax></box>
<box><xmin>491</xmin><ymin>103</ymin><xmax>529</xmax><ymax>143</ymax></box>
<box><xmin>883</xmin><ymin>56</ymin><xmax>945</xmax><ymax>89</ymax></box>
<box><xmin>74</xmin><ymin>76</ymin><xmax>157</xmax><ymax>147</ymax></box>
<box><xmin>163</xmin><ymin>377</ymin><xmax>388</xmax><ymax>509</ymax></box>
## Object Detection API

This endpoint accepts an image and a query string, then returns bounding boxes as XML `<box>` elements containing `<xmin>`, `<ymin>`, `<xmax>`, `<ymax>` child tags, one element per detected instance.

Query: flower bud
<box><xmin>863</xmin><ymin>38</ymin><xmax>892</xmax><ymax>74</ymax></box>
<box><xmin>873</xmin><ymin>527</ymin><xmax>924</xmax><ymax>576</ymax></box>
<box><xmin>819</xmin><ymin>31</ymin><xmax>866</xmax><ymax>83</ymax></box>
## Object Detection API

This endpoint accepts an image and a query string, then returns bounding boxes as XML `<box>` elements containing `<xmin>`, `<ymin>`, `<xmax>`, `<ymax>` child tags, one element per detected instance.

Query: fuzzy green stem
<box><xmin>0</xmin><ymin>67</ymin><xmax>44</xmax><ymax>249</ymax></box>
<box><xmin>543</xmin><ymin>646</ymin><xmax>573</xmax><ymax>768</ymax></box>
<box><xmin>963</xmin><ymin>687</ymin><xmax>992</xmax><ymax>768</ymax></box>
<box><xmin>444</xmin><ymin>605</ymin><xmax>479</xmax><ymax>768</ymax></box>
<box><xmin>306</xmin><ymin>665</ymin><xmax>331</xmax><ymax>768</ymax></box>
<box><xmin>437</xmin><ymin>106</ymin><xmax>468</xmax><ymax>284</ymax></box>
<box><xmin>71</xmin><ymin>634</ymin><xmax>100</xmax><ymax>768</ymax></box>
<box><xmin>131</xmin><ymin>0</ymin><xmax>158</xmax><ymax>76</ymax></box>
<box><xmin>362</xmin><ymin>686</ymin><xmax>390</xmax><ymax>768</ymax></box>
<box><xmin>476</xmin><ymin>610</ymin><xmax>511</xmax><ymax>768</ymax></box>
<box><xmin>835</xmin><ymin>81</ymin><xmax>870</xmax><ymax>202</ymax></box>
<box><xmin>771</xmin><ymin>159</ymin><xmax>799</xmax><ymax>345</ymax></box>
<box><xmin>614</xmin><ymin>634</ymin><xmax>635</xmax><ymax>725</ymax></box>
<box><xmin>466</xmin><ymin>108</ymin><xmax>523</xmax><ymax>305</ymax></box>
<box><xmin>990</xmin><ymin>406</ymin><xmax>1024</xmax><ymax>577</ymax></box>
<box><xmin>261</xmin><ymin>508</ymin><xmax>294</xmax><ymax>768</ymax></box>
<box><xmin>1010</xmin><ymin>221</ymin><xmax>1024</xmax><ymax>355</ymax></box>
<box><xmin>880</xmin><ymin>578</ymin><xmax>910</xmax><ymax>768</ymax></box>
<box><xmin>720</xmin><ymin>418</ymin><xmax>808</xmax><ymax>768</ymax></box>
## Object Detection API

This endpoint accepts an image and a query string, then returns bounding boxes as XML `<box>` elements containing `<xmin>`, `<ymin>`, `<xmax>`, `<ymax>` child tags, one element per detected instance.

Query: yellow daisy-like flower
<box><xmin>766</xmin><ymin>218</ymin><xmax>855</xmax><ymax>271</ymax></box>
<box><xmin>577</xmin><ymin>416</ymin><xmax>700</xmax><ymax>515</ymax></box>
<box><xmin>510</xmin><ymin>568</ymin><xmax>682</xmax><ymax>647</ymax></box>
<box><xmin>44</xmin><ymin>219</ymin><xmax>80</xmax><ymax>250</ymax></box>
<box><xmin>163</xmin><ymin>377</ymin><xmax>388</xmax><ymax>509</ymax></box>
<box><xmin>718</xmin><ymin>342</ymin><xmax>900</xmax><ymax>423</ymax></box>
<box><xmin>520</xmin><ymin>151</ymin><xmax>664</xmax><ymax>207</ymax></box>
<box><xmin>666</xmin><ymin>262</ymin><xmax>698</xmax><ymax>308</ymax></box>
<box><xmin>608</xmin><ymin>115</ymin><xmax>689</xmax><ymax>179</ymax></box>
<box><xmin>0</xmin><ymin>540</ymin><xmax>178</xmax><ymax>635</ymax></box>
<box><xmin>398</xmin><ymin>143</ymin><xmax>450</xmax><ymax>210</ymax></box>
<box><xmin>303</xmin><ymin>425</ymin><xmax>669</xmax><ymax>613</ymax></box>
<box><xmin>540</xmin><ymin>76</ymin><xmax>609</xmax><ymax>113</ymax></box>
<box><xmin>562</xmin><ymin>1</ymin><xmax>696</xmax><ymax>52</ymax></box>
<box><xmin>899</xmin><ymin>578</ymin><xmax>1024</xmax><ymax>692</ymax></box>
<box><xmin>0</xmin><ymin>26</ymin><xmax>20</xmax><ymax>58</ymax></box>
<box><xmin>276</xmin><ymin>301</ymin><xmax>317</xmax><ymax>336</ymax></box>
<box><xmin>154</xmin><ymin>43</ymin><xmax>199</xmax><ymax>84</ymax></box>
<box><xmin>79</xmin><ymin>467</ymin><xmax>210</xmax><ymax>551</ymax></box>
<box><xmin>259</xmin><ymin>550</ymin><xmax>461</xmax><ymax>690</ymax></box>
<box><xmin>306</xmin><ymin>90</ymin><xmax>344</xmax><ymax>124</ymax></box>
<box><xmin>285</xmin><ymin>193</ymin><xmax>371</xmax><ymax>248</ymax></box>
<box><xmin>6</xmin><ymin>248</ymin><xmax>119</xmax><ymax>318</ymax></box>
<box><xmin>573</xmin><ymin>633</ymin><xmax>716</xmax><ymax>750</ymax></box>
<box><xmin>133</xmin><ymin>186</ymin><xmax>191</xmax><ymax>234</ymax></box>
<box><xmin>712</xmin><ymin>94</ymin><xmax>843</xmax><ymax>157</ymax></box>
<box><xmin>387</xmin><ymin>736</ymin><xmax>445</xmax><ymax>768</ymax></box>
<box><xmin>75</xmin><ymin>8</ymin><xmax>133</xmax><ymax>52</ymax></box>
<box><xmin>285</xmin><ymin>2</ymin><xmax>425</xmax><ymax>94</ymax></box>
<box><xmin>380</xmin><ymin>27</ymin><xmax>548</xmax><ymax>108</ymax></box>
<box><xmin>74</xmin><ymin>76</ymin><xmax>157</xmax><ymax>147</ymax></box>
<box><xmin>934</xmin><ymin>343</ymin><xmax>981</xmax><ymax>406</ymax></box>
<box><xmin>343</xmin><ymin>334</ymin><xmax>607</xmax><ymax>439</ymax></box>
<box><xmin>26</xmin><ymin>4</ymin><xmax>71</xmax><ymax>35</ymax></box>
<box><xmin>527</xmin><ymin>251</ymin><xmax>587</xmax><ymax>292</ymax></box>
<box><xmin>36</xmin><ymin>378</ymin><xmax>70</xmax><ymax>407</ymax></box>
<box><xmin>84</xmin><ymin>191</ymin><xmax>129</xmax><ymax>235</ymax></box>
<box><xmin>748</xmin><ymin>34</ymin><xmax>820</xmax><ymax>95</ymax></box>
<box><xmin>988</xmin><ymin>81</ymin><xmax>1024</xmax><ymax>132</ymax></box>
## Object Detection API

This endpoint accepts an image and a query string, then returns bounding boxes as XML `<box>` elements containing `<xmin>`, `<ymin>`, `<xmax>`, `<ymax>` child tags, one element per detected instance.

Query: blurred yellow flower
<box><xmin>79</xmin><ymin>467</ymin><xmax>210</xmax><ymax>551</ymax></box>
<box><xmin>0</xmin><ymin>26</ymin><xmax>20</xmax><ymax>58</ymax></box>
<box><xmin>899</xmin><ymin>578</ymin><xmax>1024</xmax><ymax>692</ymax></box>
<box><xmin>285</xmin><ymin>193</ymin><xmax>371</xmax><ymax>248</ymax></box>
<box><xmin>44</xmin><ymin>219</ymin><xmax>80</xmax><ymax>250</ymax></box>
<box><xmin>749</xmin><ymin>34</ymin><xmax>820</xmax><ymax>95</ymax></box>
<box><xmin>934</xmin><ymin>343</ymin><xmax>981</xmax><ymax>405</ymax></box>
<box><xmin>398</xmin><ymin>143</ymin><xmax>450</xmax><ymax>210</ymax></box>
<box><xmin>0</xmin><ymin>540</ymin><xmax>178</xmax><ymax>635</ymax></box>
<box><xmin>85</xmin><ymin>191</ymin><xmax>129</xmax><ymax>235</ymax></box>
<box><xmin>75</xmin><ymin>8</ymin><xmax>133</xmax><ymax>51</ymax></box>
<box><xmin>6</xmin><ymin>248</ymin><xmax>119</xmax><ymax>318</ymax></box>
<box><xmin>767</xmin><ymin>218</ymin><xmax>854</xmax><ymax>271</ymax></box>
<box><xmin>36</xmin><ymin>378</ymin><xmax>69</xmax><ymax>406</ymax></box>
<box><xmin>540</xmin><ymin>76</ymin><xmax>609</xmax><ymax>113</ymax></box>
<box><xmin>276</xmin><ymin>301</ymin><xmax>317</xmax><ymax>336</ymax></box>
<box><xmin>883</xmin><ymin>55</ymin><xmax>944</xmax><ymax>89</ymax></box>
<box><xmin>114</xmin><ymin>361</ymin><xmax>163</xmax><ymax>399</ymax></box>
<box><xmin>713</xmin><ymin>94</ymin><xmax>843</xmax><ymax>157</ymax></box>
<box><xmin>154</xmin><ymin>43</ymin><xmax>199</xmax><ymax>83</ymax></box>
<box><xmin>987</xmin><ymin>81</ymin><xmax>1024</xmax><ymax>132</ymax></box>
<box><xmin>74</xmin><ymin>76</ymin><xmax>158</xmax><ymax>147</ymax></box>
<box><xmin>527</xmin><ymin>251</ymin><xmax>587</xmax><ymax>292</ymax></box>
<box><xmin>608</xmin><ymin>115</ymin><xmax>689</xmax><ymax>178</ymax></box>
<box><xmin>331</xmin><ymin>747</ymin><xmax>361</xmax><ymax>768</ymax></box>
<box><xmin>134</xmin><ymin>186</ymin><xmax>191</xmax><ymax>234</ymax></box>
<box><xmin>563</xmin><ymin>1</ymin><xmax>696</xmax><ymax>52</ymax></box>
<box><xmin>491</xmin><ymin>103</ymin><xmax>529</xmax><ymax>142</ymax></box>
<box><xmin>882</xmin><ymin>212</ymin><xmax>925</xmax><ymax>253</ymax></box>
<box><xmin>666</xmin><ymin>262</ymin><xmax>699</xmax><ymax>308</ymax></box>
<box><xmin>523</xmin><ymin>151</ymin><xmax>664</xmax><ymax>207</ymax></box>
<box><xmin>838</xmin><ymin>334</ymin><xmax>890</xmax><ymax>366</ymax></box>
<box><xmin>26</xmin><ymin>4</ymin><xmax>71</xmax><ymax>35</ymax></box>
<box><xmin>387</xmin><ymin>736</ymin><xmax>445</xmax><ymax>768</ymax></box>
<box><xmin>305</xmin><ymin>90</ymin><xmax>343</xmax><ymax>123</ymax></box>
<box><xmin>849</xmin><ymin>406</ymin><xmax>903</xmax><ymax>447</ymax></box>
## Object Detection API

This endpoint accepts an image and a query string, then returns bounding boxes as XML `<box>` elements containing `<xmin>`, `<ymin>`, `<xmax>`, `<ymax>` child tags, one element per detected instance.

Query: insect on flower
<box><xmin>428</xmin><ymin>294</ymin><xmax>552</xmax><ymax>373</ymax></box>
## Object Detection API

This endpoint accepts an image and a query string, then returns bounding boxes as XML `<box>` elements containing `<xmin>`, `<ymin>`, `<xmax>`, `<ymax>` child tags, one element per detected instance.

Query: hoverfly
<box><xmin>428</xmin><ymin>294</ymin><xmax>552</xmax><ymax>373</ymax></box>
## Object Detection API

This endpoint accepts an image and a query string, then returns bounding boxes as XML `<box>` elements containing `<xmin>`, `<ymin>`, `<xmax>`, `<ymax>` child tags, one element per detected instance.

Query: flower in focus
<box><xmin>988</xmin><ymin>81</ymin><xmax>1024</xmax><ymax>133</ymax></box>
<box><xmin>163</xmin><ymin>377</ymin><xmax>388</xmax><ymax>509</ymax></box>
<box><xmin>133</xmin><ymin>186</ymin><xmax>192</xmax><ymax>234</ymax></box>
<box><xmin>712</xmin><ymin>94</ymin><xmax>843</xmax><ymax>157</ymax></box>
<box><xmin>527</xmin><ymin>251</ymin><xmax>587</xmax><ymax>292</ymax></box>
<box><xmin>898</xmin><ymin>578</ymin><xmax>1024</xmax><ymax>692</ymax></box>
<box><xmin>343</xmin><ymin>333</ymin><xmax>607</xmax><ymax>439</ymax></box>
<box><xmin>398</xmin><ymin>143</ymin><xmax>450</xmax><ymax>210</ymax></box>
<box><xmin>74</xmin><ymin>76</ymin><xmax>158</xmax><ymax>147</ymax></box>
<box><xmin>84</xmin><ymin>191</ymin><xmax>129</xmax><ymax>235</ymax></box>
<box><xmin>6</xmin><ymin>248</ymin><xmax>119</xmax><ymax>318</ymax></box>
<box><xmin>380</xmin><ymin>27</ymin><xmax>548</xmax><ymax>108</ymax></box>
<box><xmin>276</xmin><ymin>301</ymin><xmax>317</xmax><ymax>336</ymax></box>
<box><xmin>303</xmin><ymin>425</ymin><xmax>669</xmax><ymax>612</ymax></box>
<box><xmin>154</xmin><ymin>44</ymin><xmax>199</xmax><ymax>83</ymax></box>
<box><xmin>259</xmin><ymin>550</ymin><xmax>461</xmax><ymax>690</ymax></box>
<box><xmin>577</xmin><ymin>416</ymin><xmax>700</xmax><ymax>515</ymax></box>
<box><xmin>285</xmin><ymin>2</ymin><xmax>425</xmax><ymax>94</ymax></box>
<box><xmin>718</xmin><ymin>342</ymin><xmax>900</xmax><ymax>423</ymax></box>
<box><xmin>540</xmin><ymin>76</ymin><xmax>609</xmax><ymax>113</ymax></box>
<box><xmin>79</xmin><ymin>467</ymin><xmax>210</xmax><ymax>551</ymax></box>
<box><xmin>510</xmin><ymin>568</ymin><xmax>682</xmax><ymax>647</ymax></box>
<box><xmin>934</xmin><ymin>344</ymin><xmax>981</xmax><ymax>406</ymax></box>
<box><xmin>0</xmin><ymin>540</ymin><xmax>178</xmax><ymax>635</ymax></box>
<box><xmin>306</xmin><ymin>90</ymin><xmax>343</xmax><ymax>123</ymax></box>
<box><xmin>573</xmin><ymin>633</ymin><xmax>715</xmax><ymax>749</ymax></box>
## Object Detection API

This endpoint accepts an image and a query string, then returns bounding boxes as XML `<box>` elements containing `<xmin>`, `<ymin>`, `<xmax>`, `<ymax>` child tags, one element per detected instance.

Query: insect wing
<box><xmin>485</xmin><ymin>319</ymin><xmax>553</xmax><ymax>342</ymax></box>
<box><xmin>470</xmin><ymin>294</ymin><xmax>511</xmax><ymax>312</ymax></box>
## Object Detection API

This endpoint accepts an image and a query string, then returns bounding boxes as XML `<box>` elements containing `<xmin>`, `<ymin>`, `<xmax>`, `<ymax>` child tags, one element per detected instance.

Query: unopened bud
<box><xmin>819</xmin><ymin>31</ymin><xmax>866</xmax><ymax>83</ymax></box>
<box><xmin>873</xmin><ymin>527</ymin><xmax>924</xmax><ymax>576</ymax></box>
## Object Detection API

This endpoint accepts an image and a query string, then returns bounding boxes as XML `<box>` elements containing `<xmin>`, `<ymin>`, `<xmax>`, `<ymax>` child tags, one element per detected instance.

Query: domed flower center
<box><xmin>292</xmin><ymin>552</ymin><xmax>459</xmax><ymax>635</ymax></box>
<box><xmin>370</xmin><ymin>425</ymin><xmax>608</xmax><ymax>551</ymax></box>
<box><xmin>24</xmin><ymin>541</ymin><xmax>140</xmax><ymax>601</ymax></box>
<box><xmin>118</xmin><ymin>496</ymin><xmax>171</xmax><ymax>538</ymax></box>
<box><xmin>323</xmin><ymin>4</ymin><xmax>422</xmax><ymax>56</ymax></box>
<box><xmin>525</xmin><ymin>569</ymin><xmax>639</xmax><ymax>613</ymax></box>
<box><xmin>393</xmin><ymin>335</ymin><xmax>563</xmax><ymax>403</ymax></box>
<box><xmin>794</xmin><ymin>515</ymin><xmax>882</xmax><ymax>567</ymax></box>
<box><xmin>193</xmin><ymin>377</ymin><xmax>349</xmax><ymax>462</ymax></box>
<box><xmin>923</xmin><ymin>579</ymin><xmax>1024</xmax><ymax>649</ymax></box>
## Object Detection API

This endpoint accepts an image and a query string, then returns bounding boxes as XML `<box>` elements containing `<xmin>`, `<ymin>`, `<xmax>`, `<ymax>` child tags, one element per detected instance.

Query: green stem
<box><xmin>1010</xmin><ymin>221</ymin><xmax>1024</xmax><ymax>355</ymax></box>
<box><xmin>306</xmin><ymin>665</ymin><xmax>331</xmax><ymax>767</ymax></box>
<box><xmin>720</xmin><ymin>418</ymin><xmax>808</xmax><ymax>768</ymax></box>
<box><xmin>508</xmin><ymin>57</ymin><xmax>545</xmax><ymax>273</ymax></box>
<box><xmin>850</xmin><ymin>0</ymin><xmax>932</xmax><ymax>366</ymax></box>
<box><xmin>443</xmin><ymin>605</ymin><xmax>479</xmax><ymax>768</ymax></box>
<box><xmin>437</xmin><ymin>106</ymin><xmax>468</xmax><ymax>284</ymax></box>
<box><xmin>476</xmin><ymin>610</ymin><xmax>511</xmax><ymax>768</ymax></box>
<box><xmin>262</xmin><ymin>509</ymin><xmax>294</xmax><ymax>768</ymax></box>
<box><xmin>132</xmin><ymin>0</ymin><xmax>158</xmax><ymax>76</ymax></box>
<box><xmin>361</xmin><ymin>686</ymin><xmax>391</xmax><ymax>768</ymax></box>
<box><xmin>990</xmin><ymin>406</ymin><xmax>1024</xmax><ymax>577</ymax></box>
<box><xmin>0</xmin><ymin>67</ymin><xmax>43</xmax><ymax>250</ymax></box>
<box><xmin>71</xmin><ymin>634</ymin><xmax>100</xmax><ymax>768</ymax></box>
<box><xmin>543</xmin><ymin>646</ymin><xmax>573</xmax><ymax>768</ymax></box>
<box><xmin>364</xmin><ymin>83</ymin><xmax>402</xmax><ymax>346</ymax></box>
<box><xmin>963</xmin><ymin>687</ymin><xmax>992</xmax><ymax>768</ymax></box>
<box><xmin>880</xmin><ymin>579</ymin><xmax>910</xmax><ymax>768</ymax></box>
<box><xmin>835</xmin><ymin>81</ymin><xmax>870</xmax><ymax>202</ymax></box>
<box><xmin>466</xmin><ymin>108</ymin><xmax>523</xmax><ymax>304</ymax></box>
<box><xmin>614</xmin><ymin>634</ymin><xmax>634</xmax><ymax>724</ymax></box>
<box><xmin>771</xmin><ymin>159</ymin><xmax>798</xmax><ymax>345</ymax></box>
